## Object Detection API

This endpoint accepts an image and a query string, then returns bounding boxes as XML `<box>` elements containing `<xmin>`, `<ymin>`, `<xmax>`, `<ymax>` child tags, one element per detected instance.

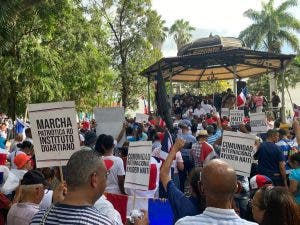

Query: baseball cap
<box><xmin>250</xmin><ymin>175</ymin><xmax>273</xmax><ymax>190</ymax></box>
<box><xmin>103</xmin><ymin>159</ymin><xmax>114</xmax><ymax>170</ymax></box>
<box><xmin>14</xmin><ymin>153</ymin><xmax>31</xmax><ymax>169</ymax></box>
<box><xmin>21</xmin><ymin>170</ymin><xmax>49</xmax><ymax>186</ymax></box>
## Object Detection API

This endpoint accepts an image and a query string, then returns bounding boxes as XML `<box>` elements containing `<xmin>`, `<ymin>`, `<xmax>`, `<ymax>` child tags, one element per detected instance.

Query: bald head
<box><xmin>201</xmin><ymin>159</ymin><xmax>237</xmax><ymax>200</ymax></box>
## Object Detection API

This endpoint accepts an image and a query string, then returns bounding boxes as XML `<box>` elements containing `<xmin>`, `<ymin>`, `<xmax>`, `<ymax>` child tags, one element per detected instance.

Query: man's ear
<box><xmin>235</xmin><ymin>181</ymin><xmax>241</xmax><ymax>194</ymax></box>
<box><xmin>90</xmin><ymin>173</ymin><xmax>97</xmax><ymax>188</ymax></box>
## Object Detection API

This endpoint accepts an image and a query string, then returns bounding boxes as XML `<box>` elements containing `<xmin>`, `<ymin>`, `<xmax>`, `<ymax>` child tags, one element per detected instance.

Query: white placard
<box><xmin>221</xmin><ymin>108</ymin><xmax>230</xmax><ymax>118</ymax></box>
<box><xmin>135</xmin><ymin>113</ymin><xmax>149</xmax><ymax>123</ymax></box>
<box><xmin>230</xmin><ymin>110</ymin><xmax>244</xmax><ymax>126</ymax></box>
<box><xmin>94</xmin><ymin>107</ymin><xmax>125</xmax><ymax>145</ymax></box>
<box><xmin>125</xmin><ymin>141</ymin><xmax>152</xmax><ymax>191</ymax></box>
<box><xmin>28</xmin><ymin>101</ymin><xmax>80</xmax><ymax>168</ymax></box>
<box><xmin>250</xmin><ymin>113</ymin><xmax>267</xmax><ymax>133</ymax></box>
<box><xmin>220</xmin><ymin>131</ymin><xmax>256</xmax><ymax>177</ymax></box>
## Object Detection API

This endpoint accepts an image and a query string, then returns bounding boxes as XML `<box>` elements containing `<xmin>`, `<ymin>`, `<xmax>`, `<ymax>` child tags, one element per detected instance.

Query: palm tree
<box><xmin>169</xmin><ymin>19</ymin><xmax>195</xmax><ymax>51</ymax></box>
<box><xmin>146</xmin><ymin>10</ymin><xmax>169</xmax><ymax>50</ymax></box>
<box><xmin>239</xmin><ymin>0</ymin><xmax>300</xmax><ymax>53</ymax></box>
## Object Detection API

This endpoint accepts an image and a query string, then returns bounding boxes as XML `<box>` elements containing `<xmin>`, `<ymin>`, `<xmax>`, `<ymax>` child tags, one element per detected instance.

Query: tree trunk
<box><xmin>120</xmin><ymin>59</ymin><xmax>128</xmax><ymax>109</ymax></box>
<box><xmin>7</xmin><ymin>79</ymin><xmax>17</xmax><ymax>121</ymax></box>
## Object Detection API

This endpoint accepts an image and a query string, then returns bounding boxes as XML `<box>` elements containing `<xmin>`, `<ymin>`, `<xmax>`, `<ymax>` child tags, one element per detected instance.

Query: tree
<box><xmin>92</xmin><ymin>0</ymin><xmax>165</xmax><ymax>109</ymax></box>
<box><xmin>239</xmin><ymin>0</ymin><xmax>300</xmax><ymax>53</ymax></box>
<box><xmin>146</xmin><ymin>10</ymin><xmax>169</xmax><ymax>50</ymax></box>
<box><xmin>247</xmin><ymin>56</ymin><xmax>300</xmax><ymax>101</ymax></box>
<box><xmin>0</xmin><ymin>0</ymin><xmax>114</xmax><ymax>118</ymax></box>
<box><xmin>169</xmin><ymin>19</ymin><xmax>195</xmax><ymax>51</ymax></box>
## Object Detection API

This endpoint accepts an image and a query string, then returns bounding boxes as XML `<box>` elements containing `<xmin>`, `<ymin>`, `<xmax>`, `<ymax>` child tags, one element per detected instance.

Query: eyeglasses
<box><xmin>91</xmin><ymin>170</ymin><xmax>110</xmax><ymax>179</ymax></box>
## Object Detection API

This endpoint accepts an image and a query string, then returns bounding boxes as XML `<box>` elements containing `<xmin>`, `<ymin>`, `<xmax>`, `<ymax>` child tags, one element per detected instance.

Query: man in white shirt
<box><xmin>201</xmin><ymin>100</ymin><xmax>213</xmax><ymax>114</ymax></box>
<box><xmin>175</xmin><ymin>159</ymin><xmax>257</xmax><ymax>225</ymax></box>
<box><xmin>193</xmin><ymin>105</ymin><xmax>206</xmax><ymax>118</ymax></box>
<box><xmin>7</xmin><ymin>170</ymin><xmax>47</xmax><ymax>225</ymax></box>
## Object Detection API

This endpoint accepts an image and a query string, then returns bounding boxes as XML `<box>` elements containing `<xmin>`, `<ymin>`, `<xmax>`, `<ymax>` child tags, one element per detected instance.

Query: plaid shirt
<box><xmin>191</xmin><ymin>141</ymin><xmax>216</xmax><ymax>168</ymax></box>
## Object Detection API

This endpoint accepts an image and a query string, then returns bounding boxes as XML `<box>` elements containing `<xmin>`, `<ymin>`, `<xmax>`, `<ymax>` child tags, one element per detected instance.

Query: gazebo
<box><xmin>141</xmin><ymin>35</ymin><xmax>295</xmax><ymax>129</ymax></box>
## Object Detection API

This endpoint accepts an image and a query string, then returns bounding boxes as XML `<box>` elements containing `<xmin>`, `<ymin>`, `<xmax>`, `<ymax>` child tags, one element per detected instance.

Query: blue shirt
<box><xmin>289</xmin><ymin>168</ymin><xmax>300</xmax><ymax>204</ymax></box>
<box><xmin>177</xmin><ymin>133</ymin><xmax>196</xmax><ymax>156</ymax></box>
<box><xmin>207</xmin><ymin>129</ymin><xmax>222</xmax><ymax>146</ymax></box>
<box><xmin>256</xmin><ymin>141</ymin><xmax>285</xmax><ymax>177</ymax></box>
<box><xmin>166</xmin><ymin>180</ymin><xmax>200</xmax><ymax>222</ymax></box>
<box><xmin>276</xmin><ymin>139</ymin><xmax>293</xmax><ymax>171</ymax></box>
<box><xmin>175</xmin><ymin>207</ymin><xmax>257</xmax><ymax>225</ymax></box>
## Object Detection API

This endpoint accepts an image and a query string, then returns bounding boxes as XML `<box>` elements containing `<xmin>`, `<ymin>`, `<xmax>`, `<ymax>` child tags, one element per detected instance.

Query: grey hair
<box><xmin>66</xmin><ymin>149</ymin><xmax>103</xmax><ymax>190</ymax></box>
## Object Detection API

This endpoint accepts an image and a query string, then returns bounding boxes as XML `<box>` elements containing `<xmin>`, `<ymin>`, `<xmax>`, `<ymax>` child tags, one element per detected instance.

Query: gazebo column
<box><xmin>280</xmin><ymin>61</ymin><xmax>286</xmax><ymax>124</ymax></box>
<box><xmin>233</xmin><ymin>65</ymin><xmax>237</xmax><ymax>108</ymax></box>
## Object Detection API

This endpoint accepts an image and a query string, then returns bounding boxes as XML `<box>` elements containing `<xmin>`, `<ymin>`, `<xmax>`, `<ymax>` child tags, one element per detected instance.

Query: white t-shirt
<box><xmin>193</xmin><ymin>108</ymin><xmax>206</xmax><ymax>117</ymax></box>
<box><xmin>172</xmin><ymin>151</ymin><xmax>184</xmax><ymax>174</ymax></box>
<box><xmin>94</xmin><ymin>195</ymin><xmax>122</xmax><ymax>225</ymax></box>
<box><xmin>103</xmin><ymin>155</ymin><xmax>125</xmax><ymax>194</ymax></box>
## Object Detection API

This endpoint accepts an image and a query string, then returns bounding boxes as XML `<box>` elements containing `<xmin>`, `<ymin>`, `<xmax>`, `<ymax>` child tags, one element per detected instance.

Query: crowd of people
<box><xmin>172</xmin><ymin>89</ymin><xmax>281</xmax><ymax>118</ymax></box>
<box><xmin>0</xmin><ymin>91</ymin><xmax>300</xmax><ymax>225</ymax></box>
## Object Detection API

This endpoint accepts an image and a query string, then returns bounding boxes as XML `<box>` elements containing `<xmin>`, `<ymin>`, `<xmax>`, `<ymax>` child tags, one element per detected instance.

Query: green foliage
<box><xmin>169</xmin><ymin>80</ymin><xmax>231</xmax><ymax>96</ymax></box>
<box><xmin>0</xmin><ymin>0</ymin><xmax>114</xmax><ymax>118</ymax></box>
<box><xmin>247</xmin><ymin>56</ymin><xmax>300</xmax><ymax>100</ymax></box>
<box><xmin>92</xmin><ymin>0</ymin><xmax>165</xmax><ymax>109</ymax></box>
<box><xmin>239</xmin><ymin>0</ymin><xmax>300</xmax><ymax>53</ymax></box>
<box><xmin>169</xmin><ymin>19</ymin><xmax>195</xmax><ymax>51</ymax></box>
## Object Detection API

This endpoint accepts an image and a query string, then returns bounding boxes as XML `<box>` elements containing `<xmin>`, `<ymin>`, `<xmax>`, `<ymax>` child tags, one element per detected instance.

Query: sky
<box><xmin>152</xmin><ymin>0</ymin><xmax>300</xmax><ymax>57</ymax></box>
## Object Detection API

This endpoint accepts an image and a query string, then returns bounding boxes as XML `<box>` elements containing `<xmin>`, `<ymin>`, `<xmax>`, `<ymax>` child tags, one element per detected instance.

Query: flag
<box><xmin>293</xmin><ymin>103</ymin><xmax>300</xmax><ymax>118</ymax></box>
<box><xmin>15</xmin><ymin>118</ymin><xmax>29</xmax><ymax>134</ymax></box>
<box><xmin>237</xmin><ymin>87</ymin><xmax>248</xmax><ymax>107</ymax></box>
<box><xmin>160</xmin><ymin>129</ymin><xmax>173</xmax><ymax>160</ymax></box>
<box><xmin>105</xmin><ymin>193</ymin><xmax>174</xmax><ymax>225</ymax></box>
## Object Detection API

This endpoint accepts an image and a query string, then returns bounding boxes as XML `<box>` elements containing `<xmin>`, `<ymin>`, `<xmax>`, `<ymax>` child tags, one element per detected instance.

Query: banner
<box><xmin>105</xmin><ymin>193</ymin><xmax>173</xmax><ymax>225</ymax></box>
<box><xmin>221</xmin><ymin>108</ymin><xmax>230</xmax><ymax>118</ymax></box>
<box><xmin>125</xmin><ymin>141</ymin><xmax>152</xmax><ymax>191</ymax></box>
<box><xmin>220</xmin><ymin>131</ymin><xmax>256</xmax><ymax>177</ymax></box>
<box><xmin>250</xmin><ymin>113</ymin><xmax>267</xmax><ymax>133</ymax></box>
<box><xmin>28</xmin><ymin>101</ymin><xmax>80</xmax><ymax>168</ymax></box>
<box><xmin>94</xmin><ymin>107</ymin><xmax>125</xmax><ymax>145</ymax></box>
<box><xmin>230</xmin><ymin>110</ymin><xmax>244</xmax><ymax>126</ymax></box>
<box><xmin>135</xmin><ymin>113</ymin><xmax>149</xmax><ymax>123</ymax></box>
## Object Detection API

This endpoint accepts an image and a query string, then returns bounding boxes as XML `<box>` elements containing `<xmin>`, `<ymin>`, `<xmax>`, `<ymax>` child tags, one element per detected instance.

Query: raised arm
<box><xmin>160</xmin><ymin>138</ymin><xmax>185</xmax><ymax>191</ymax></box>
<box><xmin>293</xmin><ymin>118</ymin><xmax>300</xmax><ymax>146</ymax></box>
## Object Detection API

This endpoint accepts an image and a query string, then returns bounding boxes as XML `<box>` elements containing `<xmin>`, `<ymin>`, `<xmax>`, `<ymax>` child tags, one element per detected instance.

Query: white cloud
<box><xmin>152</xmin><ymin>0</ymin><xmax>300</xmax><ymax>56</ymax></box>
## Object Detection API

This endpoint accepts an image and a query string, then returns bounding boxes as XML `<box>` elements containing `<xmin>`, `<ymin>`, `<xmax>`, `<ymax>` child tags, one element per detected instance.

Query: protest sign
<box><xmin>135</xmin><ymin>113</ymin><xmax>149</xmax><ymax>123</ymax></box>
<box><xmin>94</xmin><ymin>107</ymin><xmax>125</xmax><ymax>146</ymax></box>
<box><xmin>250</xmin><ymin>112</ymin><xmax>267</xmax><ymax>133</ymax></box>
<box><xmin>28</xmin><ymin>101</ymin><xmax>80</xmax><ymax>168</ymax></box>
<box><xmin>220</xmin><ymin>131</ymin><xmax>256</xmax><ymax>176</ymax></box>
<box><xmin>221</xmin><ymin>108</ymin><xmax>230</xmax><ymax>118</ymax></box>
<box><xmin>230</xmin><ymin>110</ymin><xmax>244</xmax><ymax>126</ymax></box>
<box><xmin>125</xmin><ymin>141</ymin><xmax>152</xmax><ymax>191</ymax></box>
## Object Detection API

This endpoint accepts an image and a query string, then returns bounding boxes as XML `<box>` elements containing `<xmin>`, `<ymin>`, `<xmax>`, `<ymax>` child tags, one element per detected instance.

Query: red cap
<box><xmin>14</xmin><ymin>153</ymin><xmax>31</xmax><ymax>169</ymax></box>
<box><xmin>103</xmin><ymin>159</ymin><xmax>114</xmax><ymax>170</ymax></box>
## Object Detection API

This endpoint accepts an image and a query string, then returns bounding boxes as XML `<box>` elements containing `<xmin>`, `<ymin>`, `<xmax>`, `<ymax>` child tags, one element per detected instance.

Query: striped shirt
<box><xmin>30</xmin><ymin>204</ymin><xmax>113</xmax><ymax>225</ymax></box>
<box><xmin>175</xmin><ymin>207</ymin><xmax>258</xmax><ymax>225</ymax></box>
<box><xmin>207</xmin><ymin>129</ymin><xmax>222</xmax><ymax>146</ymax></box>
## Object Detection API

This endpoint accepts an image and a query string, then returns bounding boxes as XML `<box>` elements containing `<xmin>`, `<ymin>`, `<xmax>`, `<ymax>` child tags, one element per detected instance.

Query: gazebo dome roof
<box><xmin>177</xmin><ymin>35</ymin><xmax>246</xmax><ymax>56</ymax></box>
